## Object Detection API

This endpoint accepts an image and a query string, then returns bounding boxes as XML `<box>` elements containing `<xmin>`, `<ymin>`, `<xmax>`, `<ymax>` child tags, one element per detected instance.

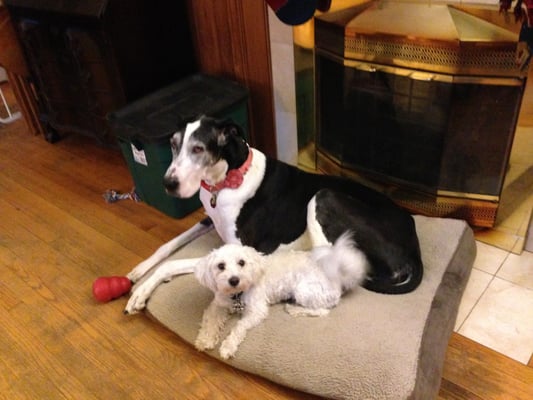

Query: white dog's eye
<box><xmin>217</xmin><ymin>262</ymin><xmax>225</xmax><ymax>271</ymax></box>
<box><xmin>238</xmin><ymin>259</ymin><xmax>245</xmax><ymax>267</ymax></box>
<box><xmin>192</xmin><ymin>145</ymin><xmax>204</xmax><ymax>154</ymax></box>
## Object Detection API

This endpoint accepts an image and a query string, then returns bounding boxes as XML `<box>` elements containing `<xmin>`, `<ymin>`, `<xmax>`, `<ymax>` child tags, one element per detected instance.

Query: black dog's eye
<box><xmin>217</xmin><ymin>262</ymin><xmax>225</xmax><ymax>271</ymax></box>
<box><xmin>238</xmin><ymin>259</ymin><xmax>245</xmax><ymax>267</ymax></box>
<box><xmin>192</xmin><ymin>145</ymin><xmax>204</xmax><ymax>154</ymax></box>
<box><xmin>170</xmin><ymin>133</ymin><xmax>182</xmax><ymax>151</ymax></box>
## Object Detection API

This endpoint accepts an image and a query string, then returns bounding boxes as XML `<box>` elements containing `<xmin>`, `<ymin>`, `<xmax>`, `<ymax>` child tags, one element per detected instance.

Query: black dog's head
<box><xmin>163</xmin><ymin>116</ymin><xmax>248</xmax><ymax>198</ymax></box>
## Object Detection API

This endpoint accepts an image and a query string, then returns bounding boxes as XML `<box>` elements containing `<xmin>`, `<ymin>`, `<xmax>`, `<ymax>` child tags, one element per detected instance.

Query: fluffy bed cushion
<box><xmin>145</xmin><ymin>215</ymin><xmax>476</xmax><ymax>399</ymax></box>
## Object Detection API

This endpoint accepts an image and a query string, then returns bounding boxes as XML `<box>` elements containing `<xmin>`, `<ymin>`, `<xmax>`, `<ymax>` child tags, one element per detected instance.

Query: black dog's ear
<box><xmin>215</xmin><ymin>119</ymin><xmax>243</xmax><ymax>147</ymax></box>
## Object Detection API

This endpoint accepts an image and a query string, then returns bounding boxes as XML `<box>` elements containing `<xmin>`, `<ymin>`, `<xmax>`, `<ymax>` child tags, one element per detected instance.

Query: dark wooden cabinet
<box><xmin>6</xmin><ymin>0</ymin><xmax>196</xmax><ymax>143</ymax></box>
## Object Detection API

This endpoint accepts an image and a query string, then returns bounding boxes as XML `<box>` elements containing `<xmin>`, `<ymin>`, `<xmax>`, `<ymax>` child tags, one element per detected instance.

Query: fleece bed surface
<box><xmin>145</xmin><ymin>215</ymin><xmax>476</xmax><ymax>399</ymax></box>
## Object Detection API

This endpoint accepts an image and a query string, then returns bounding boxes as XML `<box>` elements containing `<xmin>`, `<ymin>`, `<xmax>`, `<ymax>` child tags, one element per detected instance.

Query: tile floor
<box><xmin>455</xmin><ymin>125</ymin><xmax>533</xmax><ymax>365</ymax></box>
<box><xmin>454</xmin><ymin>241</ymin><xmax>533</xmax><ymax>364</ymax></box>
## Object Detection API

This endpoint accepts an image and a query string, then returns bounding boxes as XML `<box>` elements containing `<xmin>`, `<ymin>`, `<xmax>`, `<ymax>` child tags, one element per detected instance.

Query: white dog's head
<box><xmin>195</xmin><ymin>244</ymin><xmax>265</xmax><ymax>296</ymax></box>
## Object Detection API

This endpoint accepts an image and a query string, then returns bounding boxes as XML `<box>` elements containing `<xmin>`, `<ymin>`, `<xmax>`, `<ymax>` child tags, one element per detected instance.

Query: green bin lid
<box><xmin>108</xmin><ymin>74</ymin><xmax>248</xmax><ymax>142</ymax></box>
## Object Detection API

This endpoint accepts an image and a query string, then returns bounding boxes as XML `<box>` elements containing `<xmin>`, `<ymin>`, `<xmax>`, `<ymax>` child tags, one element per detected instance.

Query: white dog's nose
<box><xmin>228</xmin><ymin>276</ymin><xmax>240</xmax><ymax>287</ymax></box>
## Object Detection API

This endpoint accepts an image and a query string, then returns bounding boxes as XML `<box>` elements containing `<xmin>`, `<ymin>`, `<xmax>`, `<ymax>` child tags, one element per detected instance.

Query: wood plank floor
<box><xmin>1</xmin><ymin>110</ymin><xmax>533</xmax><ymax>399</ymax></box>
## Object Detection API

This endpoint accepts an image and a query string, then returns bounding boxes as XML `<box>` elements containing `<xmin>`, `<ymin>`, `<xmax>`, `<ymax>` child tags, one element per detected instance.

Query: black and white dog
<box><xmin>124</xmin><ymin>116</ymin><xmax>423</xmax><ymax>314</ymax></box>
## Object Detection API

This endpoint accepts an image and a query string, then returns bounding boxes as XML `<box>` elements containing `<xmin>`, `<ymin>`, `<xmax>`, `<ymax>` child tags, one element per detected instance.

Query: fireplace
<box><xmin>314</xmin><ymin>1</ymin><xmax>527</xmax><ymax>227</ymax></box>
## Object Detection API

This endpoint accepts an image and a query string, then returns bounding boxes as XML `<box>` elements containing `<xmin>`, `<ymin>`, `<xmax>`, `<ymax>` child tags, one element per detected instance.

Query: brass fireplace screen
<box><xmin>314</xmin><ymin>1</ymin><xmax>527</xmax><ymax>227</ymax></box>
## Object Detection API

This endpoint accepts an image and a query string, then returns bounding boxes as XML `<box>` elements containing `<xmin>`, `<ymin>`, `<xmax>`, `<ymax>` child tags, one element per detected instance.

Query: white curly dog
<box><xmin>194</xmin><ymin>232</ymin><xmax>368</xmax><ymax>359</ymax></box>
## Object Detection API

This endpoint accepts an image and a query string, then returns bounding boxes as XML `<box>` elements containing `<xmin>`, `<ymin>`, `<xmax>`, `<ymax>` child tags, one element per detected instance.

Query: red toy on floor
<box><xmin>92</xmin><ymin>276</ymin><xmax>131</xmax><ymax>302</ymax></box>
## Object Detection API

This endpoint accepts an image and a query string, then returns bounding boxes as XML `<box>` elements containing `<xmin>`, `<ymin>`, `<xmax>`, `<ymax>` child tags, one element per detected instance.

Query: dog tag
<box><xmin>210</xmin><ymin>193</ymin><xmax>217</xmax><ymax>208</ymax></box>
<box><xmin>231</xmin><ymin>292</ymin><xmax>245</xmax><ymax>313</ymax></box>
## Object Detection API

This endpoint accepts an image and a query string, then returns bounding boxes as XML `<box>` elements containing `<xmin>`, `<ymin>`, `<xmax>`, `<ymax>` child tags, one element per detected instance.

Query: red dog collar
<box><xmin>201</xmin><ymin>149</ymin><xmax>253</xmax><ymax>207</ymax></box>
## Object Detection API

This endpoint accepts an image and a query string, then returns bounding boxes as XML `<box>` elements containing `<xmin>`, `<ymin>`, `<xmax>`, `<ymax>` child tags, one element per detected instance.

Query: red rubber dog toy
<box><xmin>92</xmin><ymin>276</ymin><xmax>132</xmax><ymax>302</ymax></box>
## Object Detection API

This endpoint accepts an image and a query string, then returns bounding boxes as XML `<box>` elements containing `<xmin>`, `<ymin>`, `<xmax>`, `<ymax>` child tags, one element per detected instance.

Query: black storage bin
<box><xmin>109</xmin><ymin>74</ymin><xmax>249</xmax><ymax>218</ymax></box>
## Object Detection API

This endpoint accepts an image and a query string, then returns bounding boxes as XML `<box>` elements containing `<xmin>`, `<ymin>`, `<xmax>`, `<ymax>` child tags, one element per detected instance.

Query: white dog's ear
<box><xmin>241</xmin><ymin>246</ymin><xmax>266</xmax><ymax>280</ymax></box>
<box><xmin>194</xmin><ymin>254</ymin><xmax>217</xmax><ymax>292</ymax></box>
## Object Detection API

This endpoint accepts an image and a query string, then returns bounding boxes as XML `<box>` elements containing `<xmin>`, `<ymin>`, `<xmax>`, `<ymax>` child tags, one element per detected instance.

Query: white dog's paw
<box><xmin>123</xmin><ymin>284</ymin><xmax>152</xmax><ymax>315</ymax></box>
<box><xmin>219</xmin><ymin>338</ymin><xmax>239</xmax><ymax>360</ymax></box>
<box><xmin>284</xmin><ymin>304</ymin><xmax>330</xmax><ymax>317</ymax></box>
<box><xmin>195</xmin><ymin>333</ymin><xmax>218</xmax><ymax>352</ymax></box>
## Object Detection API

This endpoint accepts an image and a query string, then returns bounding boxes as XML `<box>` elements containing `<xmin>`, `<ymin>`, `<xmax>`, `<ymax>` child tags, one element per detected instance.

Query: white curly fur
<box><xmin>194</xmin><ymin>232</ymin><xmax>368</xmax><ymax>359</ymax></box>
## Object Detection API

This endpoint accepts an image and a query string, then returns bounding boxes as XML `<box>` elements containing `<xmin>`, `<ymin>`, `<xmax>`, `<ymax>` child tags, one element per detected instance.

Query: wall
<box><xmin>268</xmin><ymin>8</ymin><xmax>298</xmax><ymax>165</ymax></box>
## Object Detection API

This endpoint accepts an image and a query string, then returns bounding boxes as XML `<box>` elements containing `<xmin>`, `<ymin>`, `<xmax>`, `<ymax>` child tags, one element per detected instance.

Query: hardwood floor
<box><xmin>1</xmin><ymin>110</ymin><xmax>532</xmax><ymax>398</ymax></box>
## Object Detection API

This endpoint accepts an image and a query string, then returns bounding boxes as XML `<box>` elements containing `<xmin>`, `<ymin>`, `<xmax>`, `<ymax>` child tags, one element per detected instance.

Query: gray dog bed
<box><xmin>145</xmin><ymin>215</ymin><xmax>476</xmax><ymax>399</ymax></box>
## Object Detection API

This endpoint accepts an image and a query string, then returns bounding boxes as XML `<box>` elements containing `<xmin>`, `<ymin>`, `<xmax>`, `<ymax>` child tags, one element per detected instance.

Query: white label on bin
<box><xmin>131</xmin><ymin>144</ymin><xmax>148</xmax><ymax>166</ymax></box>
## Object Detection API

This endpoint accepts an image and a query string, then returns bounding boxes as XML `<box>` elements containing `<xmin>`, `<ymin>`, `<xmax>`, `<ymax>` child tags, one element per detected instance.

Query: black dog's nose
<box><xmin>228</xmin><ymin>276</ymin><xmax>240</xmax><ymax>287</ymax></box>
<box><xmin>163</xmin><ymin>177</ymin><xmax>178</xmax><ymax>192</ymax></box>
